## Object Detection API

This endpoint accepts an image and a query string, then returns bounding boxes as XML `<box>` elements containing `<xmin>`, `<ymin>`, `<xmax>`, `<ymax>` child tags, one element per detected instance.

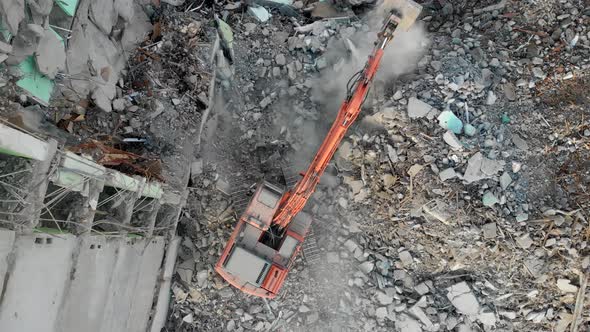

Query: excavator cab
<box><xmin>215</xmin><ymin>182</ymin><xmax>312</xmax><ymax>298</ymax></box>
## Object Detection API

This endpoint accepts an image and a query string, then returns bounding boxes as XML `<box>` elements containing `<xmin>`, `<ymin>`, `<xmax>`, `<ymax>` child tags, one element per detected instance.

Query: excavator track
<box><xmin>302</xmin><ymin>226</ymin><xmax>322</xmax><ymax>265</ymax></box>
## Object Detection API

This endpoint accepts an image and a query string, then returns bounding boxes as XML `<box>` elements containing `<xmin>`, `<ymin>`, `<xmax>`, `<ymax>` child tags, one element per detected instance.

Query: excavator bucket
<box><xmin>381</xmin><ymin>0</ymin><xmax>422</xmax><ymax>31</ymax></box>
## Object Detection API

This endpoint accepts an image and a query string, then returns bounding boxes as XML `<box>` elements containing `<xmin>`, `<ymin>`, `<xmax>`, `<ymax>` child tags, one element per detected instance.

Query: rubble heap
<box><xmin>0</xmin><ymin>0</ymin><xmax>589</xmax><ymax>331</ymax></box>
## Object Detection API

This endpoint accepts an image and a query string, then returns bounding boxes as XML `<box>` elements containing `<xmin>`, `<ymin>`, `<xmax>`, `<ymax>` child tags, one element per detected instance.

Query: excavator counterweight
<box><xmin>215</xmin><ymin>0</ymin><xmax>422</xmax><ymax>299</ymax></box>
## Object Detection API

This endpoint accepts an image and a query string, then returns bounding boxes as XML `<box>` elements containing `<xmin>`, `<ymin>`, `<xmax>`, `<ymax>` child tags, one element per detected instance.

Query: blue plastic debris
<box><xmin>437</xmin><ymin>111</ymin><xmax>463</xmax><ymax>134</ymax></box>
<box><xmin>463</xmin><ymin>124</ymin><xmax>477</xmax><ymax>136</ymax></box>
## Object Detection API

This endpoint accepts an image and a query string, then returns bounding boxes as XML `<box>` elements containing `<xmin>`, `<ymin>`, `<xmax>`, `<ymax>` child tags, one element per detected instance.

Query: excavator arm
<box><xmin>273</xmin><ymin>4</ymin><xmax>420</xmax><ymax>229</ymax></box>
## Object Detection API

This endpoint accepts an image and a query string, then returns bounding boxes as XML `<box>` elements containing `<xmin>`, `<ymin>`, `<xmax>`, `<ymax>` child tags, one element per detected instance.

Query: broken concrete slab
<box><xmin>0</xmin><ymin>234</ymin><xmax>77</xmax><ymax>332</ymax></box>
<box><xmin>0</xmin><ymin>40</ymin><xmax>12</xmax><ymax>53</ymax></box>
<box><xmin>398</xmin><ymin>250</ymin><xmax>413</xmax><ymax>267</ymax></box>
<box><xmin>446</xmin><ymin>281</ymin><xmax>481</xmax><ymax>317</ymax></box>
<box><xmin>275</xmin><ymin>53</ymin><xmax>286</xmax><ymax>66</ymax></box>
<box><xmin>7</xmin><ymin>23</ymin><xmax>45</xmax><ymax>65</ymax></box>
<box><xmin>375</xmin><ymin>291</ymin><xmax>394</xmax><ymax>305</ymax></box>
<box><xmin>0</xmin><ymin>0</ymin><xmax>25</xmax><ymax>35</ymax></box>
<box><xmin>35</xmin><ymin>28</ymin><xmax>66</xmax><ymax>79</ymax></box>
<box><xmin>126</xmin><ymin>237</ymin><xmax>166</xmax><ymax>332</ymax></box>
<box><xmin>499</xmin><ymin>172</ymin><xmax>512</xmax><ymax>190</ymax></box>
<box><xmin>359</xmin><ymin>261</ymin><xmax>374</xmax><ymax>274</ymax></box>
<box><xmin>443</xmin><ymin>131</ymin><xmax>463</xmax><ymax>150</ymax></box>
<box><xmin>248</xmin><ymin>5</ymin><xmax>271</xmax><ymax>22</ymax></box>
<box><xmin>92</xmin><ymin>83</ymin><xmax>116</xmax><ymax>112</ymax></box>
<box><xmin>478</xmin><ymin>310</ymin><xmax>497</xmax><ymax>326</ymax></box>
<box><xmin>407</xmin><ymin>97</ymin><xmax>434</xmax><ymax>119</ymax></box>
<box><xmin>409</xmin><ymin>306</ymin><xmax>434</xmax><ymax>330</ymax></box>
<box><xmin>516</xmin><ymin>234</ymin><xmax>533</xmax><ymax>249</ymax></box>
<box><xmin>114</xmin><ymin>0</ymin><xmax>134</xmax><ymax>22</ymax></box>
<box><xmin>375</xmin><ymin>307</ymin><xmax>388</xmax><ymax>320</ymax></box>
<box><xmin>90</xmin><ymin>0</ymin><xmax>117</xmax><ymax>35</ymax></box>
<box><xmin>423</xmin><ymin>199</ymin><xmax>452</xmax><ymax>224</ymax></box>
<box><xmin>27</xmin><ymin>0</ymin><xmax>53</xmax><ymax>16</ymax></box>
<box><xmin>177</xmin><ymin>260</ymin><xmax>195</xmax><ymax>283</ymax></box>
<box><xmin>397</xmin><ymin>313</ymin><xmax>423</xmax><ymax>332</ymax></box>
<box><xmin>463</xmin><ymin>152</ymin><xmax>504</xmax><ymax>184</ymax></box>
<box><xmin>556</xmin><ymin>278</ymin><xmax>578</xmax><ymax>293</ymax></box>
<box><xmin>480</xmin><ymin>158</ymin><xmax>504</xmax><ymax>176</ymax></box>
<box><xmin>512</xmin><ymin>134</ymin><xmax>529</xmax><ymax>151</ymax></box>
<box><xmin>414</xmin><ymin>282</ymin><xmax>430</xmax><ymax>295</ymax></box>
<box><xmin>439</xmin><ymin>168</ymin><xmax>457</xmax><ymax>181</ymax></box>
<box><xmin>66</xmin><ymin>0</ymin><xmax>124</xmax><ymax>98</ymax></box>
<box><xmin>120</xmin><ymin>1</ymin><xmax>153</xmax><ymax>52</ymax></box>
<box><xmin>482</xmin><ymin>223</ymin><xmax>497</xmax><ymax>239</ymax></box>
<box><xmin>57</xmin><ymin>236</ymin><xmax>119</xmax><ymax>332</ymax></box>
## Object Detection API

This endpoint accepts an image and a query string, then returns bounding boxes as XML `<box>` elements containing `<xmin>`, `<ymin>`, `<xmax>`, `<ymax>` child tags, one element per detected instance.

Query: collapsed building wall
<box><xmin>0</xmin><ymin>120</ymin><xmax>187</xmax><ymax>331</ymax></box>
<box><xmin>0</xmin><ymin>0</ymin><xmax>152</xmax><ymax>109</ymax></box>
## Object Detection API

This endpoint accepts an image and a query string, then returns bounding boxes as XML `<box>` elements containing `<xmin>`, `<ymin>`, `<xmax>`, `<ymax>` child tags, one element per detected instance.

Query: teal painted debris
<box><xmin>56</xmin><ymin>0</ymin><xmax>79</xmax><ymax>16</ymax></box>
<box><xmin>437</xmin><ymin>110</ymin><xmax>463</xmax><ymax>134</ymax></box>
<box><xmin>482</xmin><ymin>192</ymin><xmax>499</xmax><ymax>207</ymax></box>
<box><xmin>248</xmin><ymin>5</ymin><xmax>271</xmax><ymax>22</ymax></box>
<box><xmin>463</xmin><ymin>123</ymin><xmax>476</xmax><ymax>136</ymax></box>
<box><xmin>16</xmin><ymin>56</ymin><xmax>54</xmax><ymax>104</ymax></box>
<box><xmin>15</xmin><ymin>28</ymin><xmax>65</xmax><ymax>104</ymax></box>
<box><xmin>501</xmin><ymin>113</ymin><xmax>510</xmax><ymax>124</ymax></box>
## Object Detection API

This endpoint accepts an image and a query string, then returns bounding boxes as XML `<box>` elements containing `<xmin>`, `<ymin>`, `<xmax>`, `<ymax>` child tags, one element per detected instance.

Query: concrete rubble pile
<box><xmin>166</xmin><ymin>0</ymin><xmax>590</xmax><ymax>331</ymax></box>
<box><xmin>0</xmin><ymin>0</ymin><xmax>589</xmax><ymax>331</ymax></box>
<box><xmin>0</xmin><ymin>0</ymin><xmax>152</xmax><ymax>109</ymax></box>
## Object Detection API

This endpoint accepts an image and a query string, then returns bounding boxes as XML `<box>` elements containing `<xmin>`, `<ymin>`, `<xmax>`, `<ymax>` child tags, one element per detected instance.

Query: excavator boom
<box><xmin>274</xmin><ymin>18</ymin><xmax>392</xmax><ymax>229</ymax></box>
<box><xmin>215</xmin><ymin>0</ymin><xmax>422</xmax><ymax>299</ymax></box>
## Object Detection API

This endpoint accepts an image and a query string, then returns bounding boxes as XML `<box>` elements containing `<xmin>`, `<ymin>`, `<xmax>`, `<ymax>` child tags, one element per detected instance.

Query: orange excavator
<box><xmin>215</xmin><ymin>0</ymin><xmax>422</xmax><ymax>298</ymax></box>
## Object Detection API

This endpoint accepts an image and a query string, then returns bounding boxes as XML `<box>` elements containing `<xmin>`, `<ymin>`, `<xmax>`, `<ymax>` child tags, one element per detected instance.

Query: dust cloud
<box><xmin>279</xmin><ymin>1</ymin><xmax>428</xmax><ymax>170</ymax></box>
<box><xmin>311</xmin><ymin>3</ymin><xmax>429</xmax><ymax>117</ymax></box>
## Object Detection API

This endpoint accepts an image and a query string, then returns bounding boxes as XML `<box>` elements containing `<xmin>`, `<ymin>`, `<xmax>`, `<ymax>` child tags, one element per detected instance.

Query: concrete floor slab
<box><xmin>0</xmin><ymin>229</ymin><xmax>16</xmax><ymax>295</ymax></box>
<box><xmin>126</xmin><ymin>236</ymin><xmax>166</xmax><ymax>332</ymax></box>
<box><xmin>0</xmin><ymin>233</ymin><xmax>77</xmax><ymax>332</ymax></box>
<box><xmin>57</xmin><ymin>236</ymin><xmax>120</xmax><ymax>332</ymax></box>
<box><xmin>98</xmin><ymin>237</ymin><xmax>150</xmax><ymax>332</ymax></box>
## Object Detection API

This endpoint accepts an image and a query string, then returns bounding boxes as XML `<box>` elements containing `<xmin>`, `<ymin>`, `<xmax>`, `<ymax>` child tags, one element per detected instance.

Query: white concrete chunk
<box><xmin>446</xmin><ymin>282</ymin><xmax>481</xmax><ymax>317</ymax></box>
<box><xmin>407</xmin><ymin>97</ymin><xmax>433</xmax><ymax>119</ymax></box>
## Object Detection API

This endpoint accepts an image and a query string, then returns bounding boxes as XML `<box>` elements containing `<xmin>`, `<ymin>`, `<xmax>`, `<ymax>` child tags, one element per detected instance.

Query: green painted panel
<box><xmin>0</xmin><ymin>147</ymin><xmax>30</xmax><ymax>159</ymax></box>
<box><xmin>56</xmin><ymin>0</ymin><xmax>78</xmax><ymax>17</ymax></box>
<box><xmin>16</xmin><ymin>56</ymin><xmax>54</xmax><ymax>104</ymax></box>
